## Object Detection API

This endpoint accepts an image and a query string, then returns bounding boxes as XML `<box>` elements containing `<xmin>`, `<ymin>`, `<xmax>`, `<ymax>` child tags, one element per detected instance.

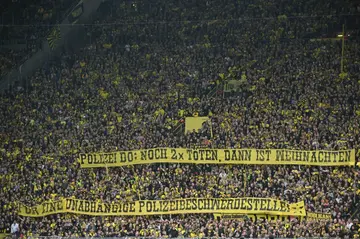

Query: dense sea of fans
<box><xmin>1</xmin><ymin>0</ymin><xmax>360</xmax><ymax>238</ymax></box>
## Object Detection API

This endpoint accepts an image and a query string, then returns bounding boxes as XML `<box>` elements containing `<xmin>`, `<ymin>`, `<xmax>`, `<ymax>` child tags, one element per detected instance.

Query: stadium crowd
<box><xmin>1</xmin><ymin>0</ymin><xmax>360</xmax><ymax>238</ymax></box>
<box><xmin>3</xmin><ymin>215</ymin><xmax>360</xmax><ymax>238</ymax></box>
<box><xmin>0</xmin><ymin>0</ymin><xmax>76</xmax><ymax>76</ymax></box>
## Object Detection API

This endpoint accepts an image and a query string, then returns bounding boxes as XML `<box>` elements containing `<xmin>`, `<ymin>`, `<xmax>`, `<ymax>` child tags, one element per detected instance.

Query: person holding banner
<box><xmin>10</xmin><ymin>221</ymin><xmax>19</xmax><ymax>239</ymax></box>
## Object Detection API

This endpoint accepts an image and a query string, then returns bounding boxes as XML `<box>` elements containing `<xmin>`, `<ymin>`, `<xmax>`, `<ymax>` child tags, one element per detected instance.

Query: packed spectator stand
<box><xmin>1</xmin><ymin>0</ymin><xmax>360</xmax><ymax>238</ymax></box>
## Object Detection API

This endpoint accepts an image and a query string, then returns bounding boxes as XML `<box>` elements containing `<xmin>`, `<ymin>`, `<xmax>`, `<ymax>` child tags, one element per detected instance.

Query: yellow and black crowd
<box><xmin>1</xmin><ymin>0</ymin><xmax>360</xmax><ymax>238</ymax></box>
